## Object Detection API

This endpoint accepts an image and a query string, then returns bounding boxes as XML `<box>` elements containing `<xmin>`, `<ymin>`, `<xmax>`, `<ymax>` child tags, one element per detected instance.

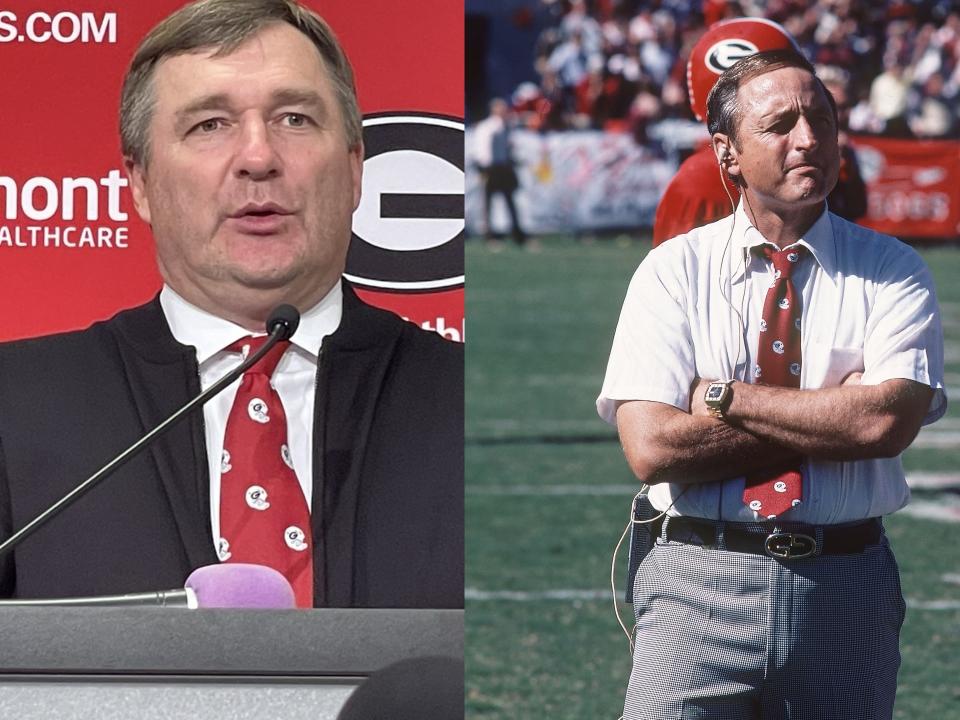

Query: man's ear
<box><xmin>124</xmin><ymin>157</ymin><xmax>151</xmax><ymax>225</ymax></box>
<box><xmin>349</xmin><ymin>140</ymin><xmax>364</xmax><ymax>211</ymax></box>
<box><xmin>711</xmin><ymin>133</ymin><xmax>741</xmax><ymax>184</ymax></box>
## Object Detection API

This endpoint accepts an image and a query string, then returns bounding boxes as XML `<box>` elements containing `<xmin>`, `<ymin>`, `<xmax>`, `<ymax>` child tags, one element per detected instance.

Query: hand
<box><xmin>842</xmin><ymin>371</ymin><xmax>863</xmax><ymax>386</ymax></box>
<box><xmin>689</xmin><ymin>376</ymin><xmax>713</xmax><ymax>417</ymax></box>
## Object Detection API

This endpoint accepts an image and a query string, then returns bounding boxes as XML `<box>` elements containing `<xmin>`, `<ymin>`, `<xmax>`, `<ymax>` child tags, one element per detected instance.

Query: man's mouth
<box><xmin>227</xmin><ymin>204</ymin><xmax>293</xmax><ymax>234</ymax></box>
<box><xmin>786</xmin><ymin>161</ymin><xmax>821</xmax><ymax>173</ymax></box>
<box><xmin>230</xmin><ymin>203</ymin><xmax>292</xmax><ymax>219</ymax></box>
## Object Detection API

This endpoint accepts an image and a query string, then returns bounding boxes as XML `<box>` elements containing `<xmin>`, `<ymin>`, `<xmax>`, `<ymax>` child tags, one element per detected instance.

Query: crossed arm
<box><xmin>616</xmin><ymin>375</ymin><xmax>933</xmax><ymax>486</ymax></box>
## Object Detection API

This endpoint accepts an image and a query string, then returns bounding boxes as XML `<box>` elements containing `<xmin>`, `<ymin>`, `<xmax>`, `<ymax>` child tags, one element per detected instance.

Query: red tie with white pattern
<box><xmin>218</xmin><ymin>336</ymin><xmax>313</xmax><ymax>607</ymax></box>
<box><xmin>743</xmin><ymin>245</ymin><xmax>807</xmax><ymax>519</ymax></box>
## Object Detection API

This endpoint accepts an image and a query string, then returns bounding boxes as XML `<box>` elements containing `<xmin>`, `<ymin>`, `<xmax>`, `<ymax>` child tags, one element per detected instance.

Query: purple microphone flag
<box><xmin>185</xmin><ymin>564</ymin><xmax>297</xmax><ymax>609</ymax></box>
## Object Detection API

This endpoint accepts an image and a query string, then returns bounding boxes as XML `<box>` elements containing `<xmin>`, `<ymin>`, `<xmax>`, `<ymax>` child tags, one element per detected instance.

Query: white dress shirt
<box><xmin>160</xmin><ymin>283</ymin><xmax>343</xmax><ymax>544</ymax></box>
<box><xmin>598</xmin><ymin>203</ymin><xmax>947</xmax><ymax>524</ymax></box>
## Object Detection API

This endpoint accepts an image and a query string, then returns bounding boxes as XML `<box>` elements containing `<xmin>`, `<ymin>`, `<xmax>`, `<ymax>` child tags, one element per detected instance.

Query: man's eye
<box><xmin>770</xmin><ymin>119</ymin><xmax>794</xmax><ymax>134</ymax></box>
<box><xmin>196</xmin><ymin>118</ymin><xmax>223</xmax><ymax>133</ymax></box>
<box><xmin>284</xmin><ymin>113</ymin><xmax>308</xmax><ymax>127</ymax></box>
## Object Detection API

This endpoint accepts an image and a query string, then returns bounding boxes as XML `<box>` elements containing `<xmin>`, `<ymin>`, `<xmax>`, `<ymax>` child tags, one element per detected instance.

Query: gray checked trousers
<box><xmin>623</xmin><ymin>517</ymin><xmax>905</xmax><ymax>720</ymax></box>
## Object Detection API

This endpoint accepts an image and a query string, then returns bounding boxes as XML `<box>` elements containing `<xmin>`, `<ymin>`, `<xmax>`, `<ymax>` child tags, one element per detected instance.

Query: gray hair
<box><xmin>706</xmin><ymin>49</ymin><xmax>836</xmax><ymax>145</ymax></box>
<box><xmin>120</xmin><ymin>0</ymin><xmax>362</xmax><ymax>167</ymax></box>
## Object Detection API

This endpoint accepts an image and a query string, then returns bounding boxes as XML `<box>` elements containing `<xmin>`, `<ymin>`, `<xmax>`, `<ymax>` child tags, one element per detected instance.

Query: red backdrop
<box><xmin>0</xmin><ymin>0</ymin><xmax>463</xmax><ymax>341</ymax></box>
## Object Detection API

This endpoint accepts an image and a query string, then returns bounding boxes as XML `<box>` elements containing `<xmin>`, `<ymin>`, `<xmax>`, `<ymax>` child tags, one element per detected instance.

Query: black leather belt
<box><xmin>665</xmin><ymin>516</ymin><xmax>882</xmax><ymax>560</ymax></box>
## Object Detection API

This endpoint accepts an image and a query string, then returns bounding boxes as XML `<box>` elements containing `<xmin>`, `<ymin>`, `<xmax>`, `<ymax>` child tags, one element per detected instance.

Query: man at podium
<box><xmin>0</xmin><ymin>0</ymin><xmax>462</xmax><ymax>609</ymax></box>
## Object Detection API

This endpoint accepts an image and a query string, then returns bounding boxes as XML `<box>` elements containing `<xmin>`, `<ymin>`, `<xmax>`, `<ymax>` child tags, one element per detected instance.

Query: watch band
<box><xmin>704</xmin><ymin>380</ymin><xmax>734</xmax><ymax>419</ymax></box>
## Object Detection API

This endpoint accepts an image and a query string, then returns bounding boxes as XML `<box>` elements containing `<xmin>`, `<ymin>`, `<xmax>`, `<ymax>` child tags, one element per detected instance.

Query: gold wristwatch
<box><xmin>704</xmin><ymin>380</ymin><xmax>734</xmax><ymax>420</ymax></box>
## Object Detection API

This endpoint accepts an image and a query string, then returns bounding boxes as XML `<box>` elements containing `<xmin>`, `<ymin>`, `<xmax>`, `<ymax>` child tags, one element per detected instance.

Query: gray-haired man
<box><xmin>599</xmin><ymin>49</ymin><xmax>945</xmax><ymax>718</ymax></box>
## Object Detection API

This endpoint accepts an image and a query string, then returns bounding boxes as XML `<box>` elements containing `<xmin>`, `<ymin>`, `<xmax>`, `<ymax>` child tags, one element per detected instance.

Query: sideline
<box><xmin>464</xmin><ymin>587</ymin><xmax>960</xmax><ymax>610</ymax></box>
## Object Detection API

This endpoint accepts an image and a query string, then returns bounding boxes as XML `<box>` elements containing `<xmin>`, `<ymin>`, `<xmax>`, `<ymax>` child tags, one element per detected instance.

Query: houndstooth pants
<box><xmin>623</xmin><ymin>517</ymin><xmax>905</xmax><ymax>720</ymax></box>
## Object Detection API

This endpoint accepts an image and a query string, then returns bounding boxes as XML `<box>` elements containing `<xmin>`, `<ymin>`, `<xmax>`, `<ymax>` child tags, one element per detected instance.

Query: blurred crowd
<box><xmin>510</xmin><ymin>0</ymin><xmax>960</xmax><ymax>140</ymax></box>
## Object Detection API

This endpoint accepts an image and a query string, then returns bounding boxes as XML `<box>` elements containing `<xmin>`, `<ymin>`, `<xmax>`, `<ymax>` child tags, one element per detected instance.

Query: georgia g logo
<box><xmin>705</xmin><ymin>39</ymin><xmax>760</xmax><ymax>75</ymax></box>
<box><xmin>245</xmin><ymin>485</ymin><xmax>270</xmax><ymax>511</ymax></box>
<box><xmin>284</xmin><ymin>526</ymin><xmax>308</xmax><ymax>552</ymax></box>
<box><xmin>347</xmin><ymin>113</ymin><xmax>464</xmax><ymax>292</ymax></box>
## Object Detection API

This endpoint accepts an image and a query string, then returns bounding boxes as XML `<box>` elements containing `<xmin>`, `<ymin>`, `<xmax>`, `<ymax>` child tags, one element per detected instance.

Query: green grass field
<box><xmin>465</xmin><ymin>237</ymin><xmax>960</xmax><ymax>719</ymax></box>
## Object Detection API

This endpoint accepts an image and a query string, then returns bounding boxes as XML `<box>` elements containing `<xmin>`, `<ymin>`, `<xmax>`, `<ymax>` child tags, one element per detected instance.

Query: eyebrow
<box><xmin>269</xmin><ymin>88</ymin><xmax>327</xmax><ymax>111</ymax></box>
<box><xmin>174</xmin><ymin>93</ymin><xmax>233</xmax><ymax>125</ymax></box>
<box><xmin>173</xmin><ymin>89</ymin><xmax>328</xmax><ymax>126</ymax></box>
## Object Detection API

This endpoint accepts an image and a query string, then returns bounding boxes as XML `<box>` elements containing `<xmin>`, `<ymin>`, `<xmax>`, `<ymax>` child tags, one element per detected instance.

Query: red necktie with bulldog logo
<box><xmin>218</xmin><ymin>336</ymin><xmax>313</xmax><ymax>607</ymax></box>
<box><xmin>743</xmin><ymin>245</ymin><xmax>806</xmax><ymax>519</ymax></box>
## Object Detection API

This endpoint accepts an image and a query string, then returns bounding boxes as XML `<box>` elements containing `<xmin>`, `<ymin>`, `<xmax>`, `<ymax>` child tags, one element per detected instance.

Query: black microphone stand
<box><xmin>0</xmin><ymin>305</ymin><xmax>300</xmax><ymax>559</ymax></box>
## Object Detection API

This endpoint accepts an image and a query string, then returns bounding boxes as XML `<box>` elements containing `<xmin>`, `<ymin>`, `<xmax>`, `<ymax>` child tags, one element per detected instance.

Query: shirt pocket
<box><xmin>804</xmin><ymin>341</ymin><xmax>864</xmax><ymax>388</ymax></box>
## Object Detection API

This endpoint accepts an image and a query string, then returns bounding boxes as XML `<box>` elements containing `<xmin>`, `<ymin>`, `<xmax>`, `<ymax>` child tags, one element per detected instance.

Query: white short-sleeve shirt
<box><xmin>597</xmin><ymin>204</ymin><xmax>947</xmax><ymax>523</ymax></box>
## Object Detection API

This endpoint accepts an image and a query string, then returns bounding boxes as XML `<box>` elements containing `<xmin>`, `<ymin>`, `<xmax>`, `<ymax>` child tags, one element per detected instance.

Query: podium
<box><xmin>0</xmin><ymin>607</ymin><xmax>463</xmax><ymax>720</ymax></box>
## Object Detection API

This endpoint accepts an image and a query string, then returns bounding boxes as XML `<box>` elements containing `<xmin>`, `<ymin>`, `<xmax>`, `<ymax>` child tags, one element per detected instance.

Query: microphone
<box><xmin>0</xmin><ymin>564</ymin><xmax>296</xmax><ymax>609</ymax></box>
<box><xmin>0</xmin><ymin>305</ymin><xmax>302</xmax><ymax>559</ymax></box>
<box><xmin>266</xmin><ymin>303</ymin><xmax>300</xmax><ymax>340</ymax></box>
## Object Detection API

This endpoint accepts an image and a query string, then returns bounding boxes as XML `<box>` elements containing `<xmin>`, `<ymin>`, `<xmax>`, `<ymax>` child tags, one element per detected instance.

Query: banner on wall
<box><xmin>0</xmin><ymin>0</ymin><xmax>463</xmax><ymax>342</ymax></box>
<box><xmin>851</xmin><ymin>135</ymin><xmax>960</xmax><ymax>241</ymax></box>
<box><xmin>465</xmin><ymin>128</ymin><xmax>675</xmax><ymax>236</ymax></box>
<box><xmin>465</xmin><ymin>127</ymin><xmax>960</xmax><ymax>243</ymax></box>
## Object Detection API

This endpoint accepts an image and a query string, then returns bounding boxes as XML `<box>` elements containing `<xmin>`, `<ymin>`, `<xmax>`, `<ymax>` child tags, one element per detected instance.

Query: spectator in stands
<box><xmin>909</xmin><ymin>74</ymin><xmax>956</xmax><ymax>138</ymax></box>
<box><xmin>819</xmin><ymin>65</ymin><xmax>868</xmax><ymax>220</ymax></box>
<box><xmin>637</xmin><ymin>14</ymin><xmax>675</xmax><ymax>87</ymax></box>
<box><xmin>627</xmin><ymin>79</ymin><xmax>664</xmax><ymax>146</ymax></box>
<box><xmin>512</xmin><ymin>0</ymin><xmax>959</xmax><ymax>137</ymax></box>
<box><xmin>559</xmin><ymin>0</ymin><xmax>602</xmax><ymax>56</ymax></box>
<box><xmin>849</xmin><ymin>83</ymin><xmax>888</xmax><ymax>135</ymax></box>
<box><xmin>870</xmin><ymin>51</ymin><xmax>913</xmax><ymax>137</ymax></box>
<box><xmin>546</xmin><ymin>28</ymin><xmax>598</xmax><ymax>118</ymax></box>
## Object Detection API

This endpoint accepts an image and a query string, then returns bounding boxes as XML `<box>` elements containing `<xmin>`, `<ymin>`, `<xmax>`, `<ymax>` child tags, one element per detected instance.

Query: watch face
<box><xmin>706</xmin><ymin>385</ymin><xmax>725</xmax><ymax>402</ymax></box>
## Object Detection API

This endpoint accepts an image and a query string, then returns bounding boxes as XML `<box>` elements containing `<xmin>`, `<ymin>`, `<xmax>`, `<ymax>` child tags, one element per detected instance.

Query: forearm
<box><xmin>722</xmin><ymin>378</ymin><xmax>932</xmax><ymax>460</ymax></box>
<box><xmin>616</xmin><ymin>401</ymin><xmax>800</xmax><ymax>485</ymax></box>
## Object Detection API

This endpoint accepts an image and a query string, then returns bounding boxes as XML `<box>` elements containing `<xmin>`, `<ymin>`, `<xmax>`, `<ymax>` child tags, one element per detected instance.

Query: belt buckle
<box><xmin>764</xmin><ymin>531</ymin><xmax>816</xmax><ymax>559</ymax></box>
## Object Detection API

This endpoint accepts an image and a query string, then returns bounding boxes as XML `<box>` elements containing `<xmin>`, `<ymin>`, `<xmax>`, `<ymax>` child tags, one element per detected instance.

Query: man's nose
<box><xmin>793</xmin><ymin>116</ymin><xmax>819</xmax><ymax>150</ymax></box>
<box><xmin>234</xmin><ymin>119</ymin><xmax>280</xmax><ymax>180</ymax></box>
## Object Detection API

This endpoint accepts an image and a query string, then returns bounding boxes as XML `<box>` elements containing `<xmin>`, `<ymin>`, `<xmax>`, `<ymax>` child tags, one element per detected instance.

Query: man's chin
<box><xmin>785</xmin><ymin>179</ymin><xmax>829</xmax><ymax>205</ymax></box>
<box><xmin>223</xmin><ymin>264</ymin><xmax>303</xmax><ymax>292</ymax></box>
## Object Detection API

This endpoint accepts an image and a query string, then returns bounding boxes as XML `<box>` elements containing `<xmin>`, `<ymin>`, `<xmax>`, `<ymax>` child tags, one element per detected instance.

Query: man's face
<box><xmin>728</xmin><ymin>66</ymin><xmax>839</xmax><ymax>213</ymax></box>
<box><xmin>127</xmin><ymin>23</ymin><xmax>362</xmax><ymax>318</ymax></box>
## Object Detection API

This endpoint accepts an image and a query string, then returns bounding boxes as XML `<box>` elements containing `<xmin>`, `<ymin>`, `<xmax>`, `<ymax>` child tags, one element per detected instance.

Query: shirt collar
<box><xmin>728</xmin><ymin>202</ymin><xmax>836</xmax><ymax>283</ymax></box>
<box><xmin>160</xmin><ymin>281</ymin><xmax>343</xmax><ymax>365</ymax></box>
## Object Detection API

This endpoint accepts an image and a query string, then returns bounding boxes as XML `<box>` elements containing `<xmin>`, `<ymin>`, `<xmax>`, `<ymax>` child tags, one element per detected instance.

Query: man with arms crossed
<box><xmin>0</xmin><ymin>0</ymin><xmax>462</xmax><ymax>609</ymax></box>
<box><xmin>598</xmin><ymin>50</ymin><xmax>945</xmax><ymax>719</ymax></box>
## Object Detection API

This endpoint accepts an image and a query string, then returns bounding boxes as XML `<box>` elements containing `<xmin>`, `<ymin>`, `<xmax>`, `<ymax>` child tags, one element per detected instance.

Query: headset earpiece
<box><xmin>719</xmin><ymin>147</ymin><xmax>729</xmax><ymax>165</ymax></box>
